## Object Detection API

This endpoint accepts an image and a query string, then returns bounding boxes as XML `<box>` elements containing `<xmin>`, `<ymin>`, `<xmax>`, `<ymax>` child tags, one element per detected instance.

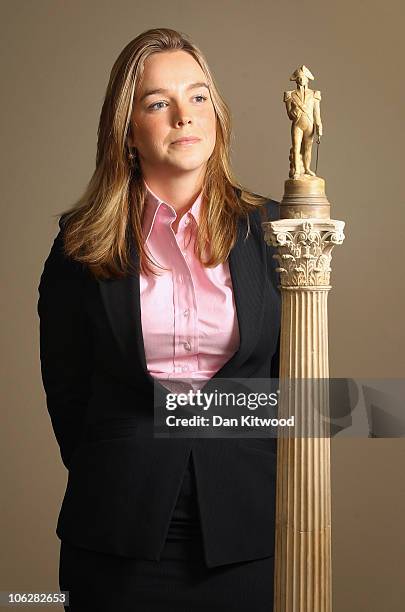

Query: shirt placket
<box><xmin>172</xmin><ymin>214</ymin><xmax>198</xmax><ymax>377</ymax></box>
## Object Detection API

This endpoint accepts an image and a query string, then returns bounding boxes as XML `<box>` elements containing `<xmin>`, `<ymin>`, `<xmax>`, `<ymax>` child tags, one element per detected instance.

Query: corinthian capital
<box><xmin>263</xmin><ymin>219</ymin><xmax>345</xmax><ymax>288</ymax></box>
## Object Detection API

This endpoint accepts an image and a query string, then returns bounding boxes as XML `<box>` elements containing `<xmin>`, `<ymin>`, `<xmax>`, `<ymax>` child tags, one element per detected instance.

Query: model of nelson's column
<box><xmin>262</xmin><ymin>65</ymin><xmax>345</xmax><ymax>611</ymax></box>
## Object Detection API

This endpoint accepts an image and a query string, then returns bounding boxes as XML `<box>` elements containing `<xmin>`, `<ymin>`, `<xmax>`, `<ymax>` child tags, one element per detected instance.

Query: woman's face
<box><xmin>129</xmin><ymin>50</ymin><xmax>217</xmax><ymax>179</ymax></box>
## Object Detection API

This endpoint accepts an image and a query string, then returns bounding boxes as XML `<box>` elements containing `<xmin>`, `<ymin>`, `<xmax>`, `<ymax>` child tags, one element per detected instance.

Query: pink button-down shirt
<box><xmin>139</xmin><ymin>180</ymin><xmax>240</xmax><ymax>388</ymax></box>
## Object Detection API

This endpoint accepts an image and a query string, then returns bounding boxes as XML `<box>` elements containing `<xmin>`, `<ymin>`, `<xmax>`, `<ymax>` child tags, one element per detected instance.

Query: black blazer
<box><xmin>37</xmin><ymin>196</ymin><xmax>281</xmax><ymax>568</ymax></box>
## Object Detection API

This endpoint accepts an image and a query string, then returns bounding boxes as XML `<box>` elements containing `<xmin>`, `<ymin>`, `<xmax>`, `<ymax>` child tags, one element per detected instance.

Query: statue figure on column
<box><xmin>284</xmin><ymin>65</ymin><xmax>323</xmax><ymax>180</ymax></box>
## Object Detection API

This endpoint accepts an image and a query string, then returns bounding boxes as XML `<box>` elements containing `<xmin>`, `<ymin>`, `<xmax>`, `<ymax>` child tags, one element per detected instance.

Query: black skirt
<box><xmin>59</xmin><ymin>455</ymin><xmax>274</xmax><ymax>611</ymax></box>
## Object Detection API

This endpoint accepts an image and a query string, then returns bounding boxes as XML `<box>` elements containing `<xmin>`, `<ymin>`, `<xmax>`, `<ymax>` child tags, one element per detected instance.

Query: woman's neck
<box><xmin>142</xmin><ymin>170</ymin><xmax>204</xmax><ymax>213</ymax></box>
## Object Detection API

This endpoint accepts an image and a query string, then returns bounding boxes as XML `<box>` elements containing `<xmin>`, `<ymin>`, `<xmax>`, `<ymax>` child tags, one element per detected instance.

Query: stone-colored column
<box><xmin>262</xmin><ymin>218</ymin><xmax>345</xmax><ymax>611</ymax></box>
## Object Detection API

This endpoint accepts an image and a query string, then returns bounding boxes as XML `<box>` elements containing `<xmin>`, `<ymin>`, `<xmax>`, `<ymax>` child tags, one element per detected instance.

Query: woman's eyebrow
<box><xmin>140</xmin><ymin>82</ymin><xmax>209</xmax><ymax>102</ymax></box>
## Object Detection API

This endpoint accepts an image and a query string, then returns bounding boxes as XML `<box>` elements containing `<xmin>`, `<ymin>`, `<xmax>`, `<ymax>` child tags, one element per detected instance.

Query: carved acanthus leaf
<box><xmin>267</xmin><ymin>221</ymin><xmax>344</xmax><ymax>287</ymax></box>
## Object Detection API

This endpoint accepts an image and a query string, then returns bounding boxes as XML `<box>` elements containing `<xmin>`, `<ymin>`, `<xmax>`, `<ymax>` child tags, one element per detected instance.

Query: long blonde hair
<box><xmin>58</xmin><ymin>27</ymin><xmax>269</xmax><ymax>279</ymax></box>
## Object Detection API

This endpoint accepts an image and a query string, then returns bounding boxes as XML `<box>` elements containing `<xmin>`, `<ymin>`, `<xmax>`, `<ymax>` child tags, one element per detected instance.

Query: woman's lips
<box><xmin>171</xmin><ymin>138</ymin><xmax>201</xmax><ymax>145</ymax></box>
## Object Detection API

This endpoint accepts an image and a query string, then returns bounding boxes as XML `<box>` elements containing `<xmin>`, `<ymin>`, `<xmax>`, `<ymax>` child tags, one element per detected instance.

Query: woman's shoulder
<box><xmin>235</xmin><ymin>186</ymin><xmax>280</xmax><ymax>222</ymax></box>
<box><xmin>247</xmin><ymin>194</ymin><xmax>280</xmax><ymax>226</ymax></box>
<box><xmin>58</xmin><ymin>212</ymin><xmax>70</xmax><ymax>230</ymax></box>
<box><xmin>261</xmin><ymin>198</ymin><xmax>280</xmax><ymax>222</ymax></box>
<box><xmin>39</xmin><ymin>213</ymin><xmax>86</xmax><ymax>286</ymax></box>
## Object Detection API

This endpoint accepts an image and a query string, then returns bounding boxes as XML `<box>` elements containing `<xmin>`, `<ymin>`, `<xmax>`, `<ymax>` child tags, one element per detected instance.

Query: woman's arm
<box><xmin>37</xmin><ymin>216</ymin><xmax>94</xmax><ymax>469</ymax></box>
<box><xmin>262</xmin><ymin>199</ymin><xmax>281</xmax><ymax>379</ymax></box>
<box><xmin>270</xmin><ymin>331</ymin><xmax>280</xmax><ymax>378</ymax></box>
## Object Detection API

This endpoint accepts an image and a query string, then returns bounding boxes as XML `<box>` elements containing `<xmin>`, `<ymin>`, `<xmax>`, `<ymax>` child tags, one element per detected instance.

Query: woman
<box><xmin>38</xmin><ymin>27</ymin><xmax>281</xmax><ymax>611</ymax></box>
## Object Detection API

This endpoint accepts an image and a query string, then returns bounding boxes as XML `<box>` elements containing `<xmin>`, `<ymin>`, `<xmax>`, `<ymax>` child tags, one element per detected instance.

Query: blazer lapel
<box><xmin>98</xmin><ymin>213</ymin><xmax>266</xmax><ymax>389</ymax></box>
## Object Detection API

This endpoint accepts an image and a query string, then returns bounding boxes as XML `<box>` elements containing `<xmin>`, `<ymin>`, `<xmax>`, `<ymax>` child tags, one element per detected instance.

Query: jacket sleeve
<box><xmin>270</xmin><ymin>330</ymin><xmax>280</xmax><ymax>379</ymax></box>
<box><xmin>262</xmin><ymin>199</ymin><xmax>281</xmax><ymax>379</ymax></box>
<box><xmin>37</xmin><ymin>216</ymin><xmax>94</xmax><ymax>469</ymax></box>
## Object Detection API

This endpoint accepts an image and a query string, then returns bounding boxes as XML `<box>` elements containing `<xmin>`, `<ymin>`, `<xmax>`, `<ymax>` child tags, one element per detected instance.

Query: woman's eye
<box><xmin>148</xmin><ymin>95</ymin><xmax>207</xmax><ymax>111</ymax></box>
<box><xmin>149</xmin><ymin>101</ymin><xmax>167</xmax><ymax>110</ymax></box>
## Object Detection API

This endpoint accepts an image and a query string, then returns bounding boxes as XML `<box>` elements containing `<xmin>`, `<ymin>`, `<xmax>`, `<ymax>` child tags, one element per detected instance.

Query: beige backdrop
<box><xmin>1</xmin><ymin>1</ymin><xmax>404</xmax><ymax>610</ymax></box>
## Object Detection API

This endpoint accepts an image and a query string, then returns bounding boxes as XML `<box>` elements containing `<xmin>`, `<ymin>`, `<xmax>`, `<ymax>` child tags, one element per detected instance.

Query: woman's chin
<box><xmin>166</xmin><ymin>159</ymin><xmax>208</xmax><ymax>174</ymax></box>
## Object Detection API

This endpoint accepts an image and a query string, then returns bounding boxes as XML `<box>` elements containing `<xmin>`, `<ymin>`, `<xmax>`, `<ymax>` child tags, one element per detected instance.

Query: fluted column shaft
<box><xmin>262</xmin><ymin>219</ymin><xmax>345</xmax><ymax>612</ymax></box>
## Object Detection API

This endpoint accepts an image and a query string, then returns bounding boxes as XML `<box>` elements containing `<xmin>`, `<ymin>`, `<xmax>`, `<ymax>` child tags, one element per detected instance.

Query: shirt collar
<box><xmin>142</xmin><ymin>179</ymin><xmax>203</xmax><ymax>244</ymax></box>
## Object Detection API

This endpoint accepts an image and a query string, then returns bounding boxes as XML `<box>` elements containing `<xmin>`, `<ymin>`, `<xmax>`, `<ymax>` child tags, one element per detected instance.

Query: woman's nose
<box><xmin>176</xmin><ymin>115</ymin><xmax>192</xmax><ymax>126</ymax></box>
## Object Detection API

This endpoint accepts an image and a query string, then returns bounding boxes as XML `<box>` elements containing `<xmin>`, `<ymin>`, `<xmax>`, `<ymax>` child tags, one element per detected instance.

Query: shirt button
<box><xmin>183</xmin><ymin>308</ymin><xmax>189</xmax><ymax>317</ymax></box>
<box><xmin>184</xmin><ymin>218</ymin><xmax>190</xmax><ymax>226</ymax></box>
<box><xmin>178</xmin><ymin>275</ymin><xmax>183</xmax><ymax>282</ymax></box>
<box><xmin>183</xmin><ymin>341</ymin><xmax>191</xmax><ymax>351</ymax></box>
